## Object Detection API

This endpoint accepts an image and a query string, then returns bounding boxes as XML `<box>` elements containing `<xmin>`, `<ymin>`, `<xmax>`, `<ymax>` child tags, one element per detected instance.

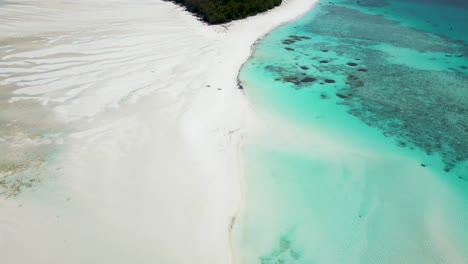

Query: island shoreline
<box><xmin>0</xmin><ymin>1</ymin><xmax>319</xmax><ymax>263</ymax></box>
<box><xmin>223</xmin><ymin>1</ymin><xmax>319</xmax><ymax>263</ymax></box>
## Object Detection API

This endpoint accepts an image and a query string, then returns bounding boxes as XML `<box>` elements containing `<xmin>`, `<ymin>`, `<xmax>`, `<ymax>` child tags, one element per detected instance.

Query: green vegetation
<box><xmin>164</xmin><ymin>0</ymin><xmax>283</xmax><ymax>24</ymax></box>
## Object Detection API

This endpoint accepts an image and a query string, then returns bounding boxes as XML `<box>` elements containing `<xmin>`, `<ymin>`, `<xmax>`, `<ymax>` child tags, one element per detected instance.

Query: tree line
<box><xmin>164</xmin><ymin>0</ymin><xmax>283</xmax><ymax>24</ymax></box>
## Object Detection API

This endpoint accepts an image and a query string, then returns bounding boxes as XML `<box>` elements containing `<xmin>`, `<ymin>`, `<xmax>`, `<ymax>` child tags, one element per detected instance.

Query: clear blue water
<box><xmin>234</xmin><ymin>0</ymin><xmax>468</xmax><ymax>263</ymax></box>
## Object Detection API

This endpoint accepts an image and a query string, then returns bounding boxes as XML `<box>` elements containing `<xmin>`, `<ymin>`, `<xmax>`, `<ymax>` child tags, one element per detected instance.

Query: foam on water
<box><xmin>234</xmin><ymin>0</ymin><xmax>468</xmax><ymax>263</ymax></box>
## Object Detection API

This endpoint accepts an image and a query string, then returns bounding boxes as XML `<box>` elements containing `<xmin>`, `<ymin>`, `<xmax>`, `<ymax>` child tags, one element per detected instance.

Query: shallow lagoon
<box><xmin>234</xmin><ymin>0</ymin><xmax>468</xmax><ymax>263</ymax></box>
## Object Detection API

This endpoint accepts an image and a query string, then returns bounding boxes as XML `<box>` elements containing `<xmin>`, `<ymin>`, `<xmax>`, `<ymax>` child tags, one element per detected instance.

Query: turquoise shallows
<box><xmin>234</xmin><ymin>0</ymin><xmax>468</xmax><ymax>263</ymax></box>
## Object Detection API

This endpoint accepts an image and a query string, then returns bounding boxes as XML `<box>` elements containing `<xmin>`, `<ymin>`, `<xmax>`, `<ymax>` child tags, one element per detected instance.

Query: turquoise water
<box><xmin>234</xmin><ymin>0</ymin><xmax>468</xmax><ymax>263</ymax></box>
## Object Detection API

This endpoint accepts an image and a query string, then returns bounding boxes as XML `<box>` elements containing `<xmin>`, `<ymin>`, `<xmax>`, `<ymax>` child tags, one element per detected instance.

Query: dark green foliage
<box><xmin>164</xmin><ymin>0</ymin><xmax>283</xmax><ymax>24</ymax></box>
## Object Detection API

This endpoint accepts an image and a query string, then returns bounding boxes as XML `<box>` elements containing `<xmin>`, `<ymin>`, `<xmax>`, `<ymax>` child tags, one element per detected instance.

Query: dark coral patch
<box><xmin>336</xmin><ymin>93</ymin><xmax>348</xmax><ymax>99</ymax></box>
<box><xmin>301</xmin><ymin>77</ymin><xmax>317</xmax><ymax>83</ymax></box>
<box><xmin>324</xmin><ymin>79</ymin><xmax>336</xmax><ymax>84</ymax></box>
<box><xmin>284</xmin><ymin>76</ymin><xmax>301</xmax><ymax>85</ymax></box>
<box><xmin>300</xmin><ymin>66</ymin><xmax>310</xmax><ymax>70</ymax></box>
<box><xmin>347</xmin><ymin>62</ymin><xmax>358</xmax><ymax>66</ymax></box>
<box><xmin>319</xmin><ymin>60</ymin><xmax>329</xmax><ymax>63</ymax></box>
<box><xmin>347</xmin><ymin>75</ymin><xmax>364</xmax><ymax>88</ymax></box>
<box><xmin>357</xmin><ymin>68</ymin><xmax>368</xmax><ymax>72</ymax></box>
<box><xmin>285</xmin><ymin>47</ymin><xmax>295</xmax><ymax>51</ymax></box>
<box><xmin>288</xmin><ymin>35</ymin><xmax>310</xmax><ymax>40</ymax></box>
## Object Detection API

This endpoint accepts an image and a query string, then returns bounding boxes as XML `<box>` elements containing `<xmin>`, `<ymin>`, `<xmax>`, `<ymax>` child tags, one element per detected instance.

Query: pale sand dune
<box><xmin>0</xmin><ymin>0</ymin><xmax>318</xmax><ymax>263</ymax></box>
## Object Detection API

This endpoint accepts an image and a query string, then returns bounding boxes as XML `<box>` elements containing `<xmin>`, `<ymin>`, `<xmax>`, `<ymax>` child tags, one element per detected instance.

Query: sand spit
<box><xmin>0</xmin><ymin>0</ymin><xmax>318</xmax><ymax>263</ymax></box>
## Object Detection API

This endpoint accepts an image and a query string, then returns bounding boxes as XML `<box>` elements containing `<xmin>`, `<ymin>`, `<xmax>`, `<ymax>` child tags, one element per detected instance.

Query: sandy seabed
<box><xmin>0</xmin><ymin>0</ymin><xmax>318</xmax><ymax>263</ymax></box>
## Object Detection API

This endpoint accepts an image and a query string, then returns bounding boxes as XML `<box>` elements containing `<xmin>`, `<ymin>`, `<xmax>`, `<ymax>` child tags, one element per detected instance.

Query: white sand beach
<box><xmin>0</xmin><ymin>0</ymin><xmax>318</xmax><ymax>263</ymax></box>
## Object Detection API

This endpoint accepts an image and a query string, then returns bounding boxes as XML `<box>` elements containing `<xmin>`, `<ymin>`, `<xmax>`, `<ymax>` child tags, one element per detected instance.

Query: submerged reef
<box><xmin>260</xmin><ymin>3</ymin><xmax>468</xmax><ymax>173</ymax></box>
